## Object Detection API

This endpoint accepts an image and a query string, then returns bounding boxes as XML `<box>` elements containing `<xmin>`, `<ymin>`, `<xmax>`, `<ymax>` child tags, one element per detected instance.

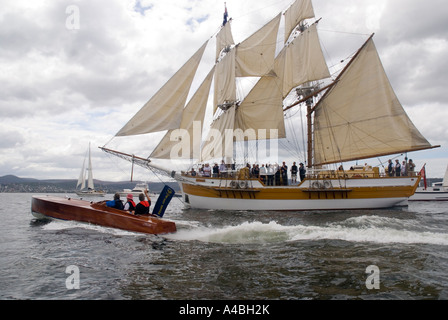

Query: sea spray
<box><xmin>167</xmin><ymin>216</ymin><xmax>448</xmax><ymax>246</ymax></box>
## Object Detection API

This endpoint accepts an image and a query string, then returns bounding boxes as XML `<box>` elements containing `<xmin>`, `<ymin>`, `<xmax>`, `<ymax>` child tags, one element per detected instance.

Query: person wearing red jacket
<box><xmin>134</xmin><ymin>190</ymin><xmax>151</xmax><ymax>215</ymax></box>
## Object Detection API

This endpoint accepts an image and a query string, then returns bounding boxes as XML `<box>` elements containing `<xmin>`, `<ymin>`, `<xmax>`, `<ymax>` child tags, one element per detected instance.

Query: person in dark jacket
<box><xmin>134</xmin><ymin>190</ymin><xmax>151</xmax><ymax>215</ymax></box>
<box><xmin>106</xmin><ymin>193</ymin><xmax>124</xmax><ymax>210</ymax></box>
<box><xmin>299</xmin><ymin>163</ymin><xmax>306</xmax><ymax>182</ymax></box>
<box><xmin>124</xmin><ymin>194</ymin><xmax>136</xmax><ymax>212</ymax></box>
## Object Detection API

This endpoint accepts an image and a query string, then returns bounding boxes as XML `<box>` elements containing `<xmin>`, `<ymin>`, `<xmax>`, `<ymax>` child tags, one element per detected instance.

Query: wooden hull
<box><xmin>179</xmin><ymin>175</ymin><xmax>421</xmax><ymax>211</ymax></box>
<box><xmin>31</xmin><ymin>195</ymin><xmax>176</xmax><ymax>235</ymax></box>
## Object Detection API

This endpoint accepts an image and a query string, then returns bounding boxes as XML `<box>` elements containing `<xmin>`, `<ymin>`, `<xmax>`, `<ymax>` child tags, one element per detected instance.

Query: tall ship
<box><xmin>101</xmin><ymin>0</ymin><xmax>438</xmax><ymax>211</ymax></box>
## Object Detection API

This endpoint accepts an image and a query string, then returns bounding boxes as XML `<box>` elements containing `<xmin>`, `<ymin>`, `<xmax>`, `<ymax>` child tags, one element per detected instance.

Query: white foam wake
<box><xmin>166</xmin><ymin>217</ymin><xmax>448</xmax><ymax>246</ymax></box>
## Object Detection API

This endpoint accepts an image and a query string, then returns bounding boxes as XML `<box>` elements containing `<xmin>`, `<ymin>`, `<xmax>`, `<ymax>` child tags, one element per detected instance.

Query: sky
<box><xmin>1</xmin><ymin>0</ymin><xmax>447</xmax><ymax>182</ymax></box>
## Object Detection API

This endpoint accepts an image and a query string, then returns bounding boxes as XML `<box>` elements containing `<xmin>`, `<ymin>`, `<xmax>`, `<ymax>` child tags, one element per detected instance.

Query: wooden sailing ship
<box><xmin>101</xmin><ymin>0</ymin><xmax>438</xmax><ymax>211</ymax></box>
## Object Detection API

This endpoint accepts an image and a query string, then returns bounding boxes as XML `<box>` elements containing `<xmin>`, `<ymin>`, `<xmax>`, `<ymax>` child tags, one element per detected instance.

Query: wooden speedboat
<box><xmin>31</xmin><ymin>195</ymin><xmax>176</xmax><ymax>235</ymax></box>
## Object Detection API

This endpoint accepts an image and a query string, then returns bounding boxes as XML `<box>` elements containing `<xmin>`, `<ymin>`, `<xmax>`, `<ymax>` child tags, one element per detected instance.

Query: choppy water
<box><xmin>1</xmin><ymin>193</ymin><xmax>447</xmax><ymax>301</ymax></box>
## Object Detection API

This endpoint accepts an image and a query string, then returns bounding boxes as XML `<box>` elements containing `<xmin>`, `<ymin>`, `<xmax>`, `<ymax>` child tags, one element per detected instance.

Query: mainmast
<box><xmin>294</xmin><ymin>86</ymin><xmax>318</xmax><ymax>168</ymax></box>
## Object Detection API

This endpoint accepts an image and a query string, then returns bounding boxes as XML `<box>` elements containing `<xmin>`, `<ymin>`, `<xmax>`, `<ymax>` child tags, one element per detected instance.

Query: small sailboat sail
<box><xmin>101</xmin><ymin>0</ymin><xmax>439</xmax><ymax>211</ymax></box>
<box><xmin>76</xmin><ymin>143</ymin><xmax>105</xmax><ymax>197</ymax></box>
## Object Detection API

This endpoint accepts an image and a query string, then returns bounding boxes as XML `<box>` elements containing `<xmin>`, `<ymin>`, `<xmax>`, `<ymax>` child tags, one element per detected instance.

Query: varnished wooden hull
<box><xmin>31</xmin><ymin>195</ymin><xmax>176</xmax><ymax>235</ymax></box>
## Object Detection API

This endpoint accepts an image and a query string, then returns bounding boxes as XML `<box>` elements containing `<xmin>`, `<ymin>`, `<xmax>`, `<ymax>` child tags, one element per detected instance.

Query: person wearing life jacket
<box><xmin>106</xmin><ymin>193</ymin><xmax>124</xmax><ymax>210</ymax></box>
<box><xmin>134</xmin><ymin>190</ymin><xmax>151</xmax><ymax>215</ymax></box>
<box><xmin>124</xmin><ymin>194</ymin><xmax>136</xmax><ymax>212</ymax></box>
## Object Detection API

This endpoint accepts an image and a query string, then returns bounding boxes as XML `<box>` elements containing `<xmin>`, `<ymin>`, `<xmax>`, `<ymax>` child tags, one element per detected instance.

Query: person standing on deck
<box><xmin>395</xmin><ymin>159</ymin><xmax>401</xmax><ymax>177</ymax></box>
<box><xmin>291</xmin><ymin>162</ymin><xmax>298</xmax><ymax>184</ymax></box>
<box><xmin>388</xmin><ymin>159</ymin><xmax>394</xmax><ymax>177</ymax></box>
<box><xmin>281</xmin><ymin>162</ymin><xmax>288</xmax><ymax>185</ymax></box>
<box><xmin>299</xmin><ymin>163</ymin><xmax>306</xmax><ymax>182</ymax></box>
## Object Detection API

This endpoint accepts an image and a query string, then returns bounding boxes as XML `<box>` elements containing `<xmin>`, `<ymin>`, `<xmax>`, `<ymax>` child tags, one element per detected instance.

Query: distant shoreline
<box><xmin>0</xmin><ymin>175</ymin><xmax>180</xmax><ymax>194</ymax></box>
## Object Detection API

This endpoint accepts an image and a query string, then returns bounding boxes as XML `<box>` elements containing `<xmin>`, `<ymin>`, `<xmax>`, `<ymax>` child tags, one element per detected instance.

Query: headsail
<box><xmin>313</xmin><ymin>37</ymin><xmax>434</xmax><ymax>166</ymax></box>
<box><xmin>77</xmin><ymin>156</ymin><xmax>86</xmax><ymax>189</ymax></box>
<box><xmin>116</xmin><ymin>41</ymin><xmax>209</xmax><ymax>136</ymax></box>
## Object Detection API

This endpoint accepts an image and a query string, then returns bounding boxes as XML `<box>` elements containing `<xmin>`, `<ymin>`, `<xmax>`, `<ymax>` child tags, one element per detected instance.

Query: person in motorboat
<box><xmin>106</xmin><ymin>193</ymin><xmax>124</xmax><ymax>210</ymax></box>
<box><xmin>124</xmin><ymin>193</ymin><xmax>136</xmax><ymax>212</ymax></box>
<box><xmin>134</xmin><ymin>190</ymin><xmax>151</xmax><ymax>215</ymax></box>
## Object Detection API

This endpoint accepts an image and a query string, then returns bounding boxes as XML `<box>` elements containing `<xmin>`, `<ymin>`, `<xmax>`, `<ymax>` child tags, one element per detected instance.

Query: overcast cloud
<box><xmin>1</xmin><ymin>0</ymin><xmax>447</xmax><ymax>181</ymax></box>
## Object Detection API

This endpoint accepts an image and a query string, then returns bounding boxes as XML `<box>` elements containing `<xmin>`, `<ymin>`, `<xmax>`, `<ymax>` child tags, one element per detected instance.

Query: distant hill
<box><xmin>0</xmin><ymin>175</ymin><xmax>180</xmax><ymax>194</ymax></box>
<box><xmin>0</xmin><ymin>175</ymin><xmax>39</xmax><ymax>184</ymax></box>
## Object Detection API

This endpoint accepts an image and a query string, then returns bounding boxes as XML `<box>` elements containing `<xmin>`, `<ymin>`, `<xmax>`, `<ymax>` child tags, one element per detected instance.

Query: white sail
<box><xmin>213</xmin><ymin>48</ymin><xmax>237</xmax><ymax>114</ymax></box>
<box><xmin>235</xmin><ymin>75</ymin><xmax>286</xmax><ymax>140</ymax></box>
<box><xmin>313</xmin><ymin>38</ymin><xmax>433</xmax><ymax>165</ymax></box>
<box><xmin>235</xmin><ymin>13</ymin><xmax>281</xmax><ymax>77</ymax></box>
<box><xmin>216</xmin><ymin>22</ymin><xmax>235</xmax><ymax>60</ymax></box>
<box><xmin>275</xmin><ymin>23</ymin><xmax>330</xmax><ymax>98</ymax></box>
<box><xmin>77</xmin><ymin>156</ymin><xmax>86</xmax><ymax>189</ymax></box>
<box><xmin>87</xmin><ymin>144</ymin><xmax>95</xmax><ymax>190</ymax></box>
<box><xmin>443</xmin><ymin>165</ymin><xmax>448</xmax><ymax>187</ymax></box>
<box><xmin>201</xmin><ymin>107</ymin><xmax>236</xmax><ymax>163</ymax></box>
<box><xmin>116</xmin><ymin>41</ymin><xmax>208</xmax><ymax>136</ymax></box>
<box><xmin>284</xmin><ymin>0</ymin><xmax>315</xmax><ymax>43</ymax></box>
<box><xmin>150</xmin><ymin>67</ymin><xmax>215</xmax><ymax>159</ymax></box>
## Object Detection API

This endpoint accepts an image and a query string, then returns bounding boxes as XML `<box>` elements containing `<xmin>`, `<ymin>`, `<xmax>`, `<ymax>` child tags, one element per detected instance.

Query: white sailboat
<box><xmin>101</xmin><ymin>0</ymin><xmax>438</xmax><ymax>211</ymax></box>
<box><xmin>76</xmin><ymin>143</ymin><xmax>106</xmax><ymax>197</ymax></box>
<box><xmin>409</xmin><ymin>165</ymin><xmax>448</xmax><ymax>201</ymax></box>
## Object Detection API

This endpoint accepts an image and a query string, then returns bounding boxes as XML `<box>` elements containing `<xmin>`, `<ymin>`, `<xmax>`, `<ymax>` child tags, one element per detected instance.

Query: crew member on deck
<box><xmin>134</xmin><ymin>190</ymin><xmax>151</xmax><ymax>215</ymax></box>
<box><xmin>291</xmin><ymin>162</ymin><xmax>298</xmax><ymax>184</ymax></box>
<box><xmin>106</xmin><ymin>193</ymin><xmax>124</xmax><ymax>210</ymax></box>
<box><xmin>299</xmin><ymin>163</ymin><xmax>306</xmax><ymax>182</ymax></box>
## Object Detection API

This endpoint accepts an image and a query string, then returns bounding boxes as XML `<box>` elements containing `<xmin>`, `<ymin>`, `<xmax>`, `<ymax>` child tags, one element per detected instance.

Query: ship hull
<box><xmin>75</xmin><ymin>190</ymin><xmax>106</xmax><ymax>197</ymax></box>
<box><xmin>31</xmin><ymin>195</ymin><xmax>176</xmax><ymax>235</ymax></box>
<box><xmin>179</xmin><ymin>176</ymin><xmax>420</xmax><ymax>211</ymax></box>
<box><xmin>409</xmin><ymin>189</ymin><xmax>448</xmax><ymax>201</ymax></box>
<box><xmin>184</xmin><ymin>194</ymin><xmax>408</xmax><ymax>211</ymax></box>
